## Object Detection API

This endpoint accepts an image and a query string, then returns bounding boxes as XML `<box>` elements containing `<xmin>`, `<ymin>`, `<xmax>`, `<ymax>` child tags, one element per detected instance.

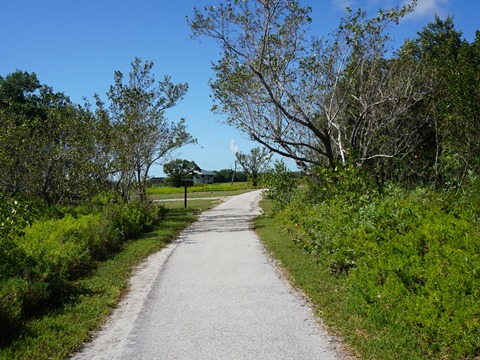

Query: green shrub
<box><xmin>302</xmin><ymin>165</ymin><xmax>378</xmax><ymax>204</ymax></box>
<box><xmin>18</xmin><ymin>214</ymin><xmax>104</xmax><ymax>290</ymax></box>
<box><xmin>0</xmin><ymin>198</ymin><xmax>166</xmax><ymax>339</ymax></box>
<box><xmin>0</xmin><ymin>278</ymin><xmax>29</xmax><ymax>339</ymax></box>
<box><xmin>106</xmin><ymin>201</ymin><xmax>165</xmax><ymax>240</ymax></box>
<box><xmin>344</xmin><ymin>190</ymin><xmax>480</xmax><ymax>358</ymax></box>
<box><xmin>0</xmin><ymin>198</ymin><xmax>36</xmax><ymax>279</ymax></box>
<box><xmin>277</xmin><ymin>183</ymin><xmax>480</xmax><ymax>357</ymax></box>
<box><xmin>262</xmin><ymin>161</ymin><xmax>297</xmax><ymax>212</ymax></box>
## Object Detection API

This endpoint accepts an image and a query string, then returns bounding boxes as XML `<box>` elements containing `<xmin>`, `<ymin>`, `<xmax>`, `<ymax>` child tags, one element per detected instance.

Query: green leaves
<box><xmin>262</xmin><ymin>160</ymin><xmax>296</xmax><ymax>211</ymax></box>
<box><xmin>401</xmin><ymin>15</ymin><xmax>480</xmax><ymax>187</ymax></box>
<box><xmin>276</xmin><ymin>182</ymin><xmax>480</xmax><ymax>357</ymax></box>
<box><xmin>101</xmin><ymin>57</ymin><xmax>193</xmax><ymax>203</ymax></box>
<box><xmin>0</xmin><ymin>198</ymin><xmax>163</xmax><ymax>340</ymax></box>
<box><xmin>163</xmin><ymin>159</ymin><xmax>200</xmax><ymax>187</ymax></box>
<box><xmin>0</xmin><ymin>70</ymin><xmax>106</xmax><ymax>205</ymax></box>
<box><xmin>190</xmin><ymin>0</ymin><xmax>427</xmax><ymax>178</ymax></box>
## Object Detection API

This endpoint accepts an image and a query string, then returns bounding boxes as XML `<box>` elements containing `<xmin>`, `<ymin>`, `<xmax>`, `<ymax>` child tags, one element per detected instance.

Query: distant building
<box><xmin>193</xmin><ymin>169</ymin><xmax>215</xmax><ymax>184</ymax></box>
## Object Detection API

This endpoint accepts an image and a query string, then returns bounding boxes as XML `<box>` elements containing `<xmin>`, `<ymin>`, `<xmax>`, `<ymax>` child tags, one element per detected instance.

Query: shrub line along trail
<box><xmin>73</xmin><ymin>190</ymin><xmax>345</xmax><ymax>359</ymax></box>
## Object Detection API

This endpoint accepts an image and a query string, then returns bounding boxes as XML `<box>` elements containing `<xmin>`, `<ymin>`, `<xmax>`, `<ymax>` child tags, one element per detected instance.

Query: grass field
<box><xmin>147</xmin><ymin>182</ymin><xmax>254</xmax><ymax>200</ymax></box>
<box><xmin>0</xmin><ymin>201</ymin><xmax>216</xmax><ymax>360</ymax></box>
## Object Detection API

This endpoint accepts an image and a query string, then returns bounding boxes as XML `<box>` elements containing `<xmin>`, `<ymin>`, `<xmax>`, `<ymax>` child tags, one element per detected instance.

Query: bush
<box><xmin>107</xmin><ymin>201</ymin><xmax>165</xmax><ymax>240</ymax></box>
<box><xmin>277</xmin><ymin>182</ymin><xmax>480</xmax><ymax>358</ymax></box>
<box><xmin>262</xmin><ymin>161</ymin><xmax>297</xmax><ymax>212</ymax></box>
<box><xmin>344</xmin><ymin>188</ymin><xmax>480</xmax><ymax>358</ymax></box>
<box><xmin>19</xmin><ymin>214</ymin><xmax>104</xmax><ymax>284</ymax></box>
<box><xmin>0</xmin><ymin>198</ymin><xmax>36</xmax><ymax>278</ymax></box>
<box><xmin>0</xmin><ymin>196</ymin><xmax>166</xmax><ymax>339</ymax></box>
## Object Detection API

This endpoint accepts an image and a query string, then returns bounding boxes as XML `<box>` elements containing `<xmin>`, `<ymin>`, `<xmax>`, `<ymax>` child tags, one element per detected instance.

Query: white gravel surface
<box><xmin>72</xmin><ymin>190</ymin><xmax>348</xmax><ymax>360</ymax></box>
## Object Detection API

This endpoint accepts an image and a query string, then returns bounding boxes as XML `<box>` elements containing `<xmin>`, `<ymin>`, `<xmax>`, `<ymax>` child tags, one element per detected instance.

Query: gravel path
<box><xmin>72</xmin><ymin>190</ymin><xmax>347</xmax><ymax>359</ymax></box>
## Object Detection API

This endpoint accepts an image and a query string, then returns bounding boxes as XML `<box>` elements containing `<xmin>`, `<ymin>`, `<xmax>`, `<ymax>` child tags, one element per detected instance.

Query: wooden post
<box><xmin>184</xmin><ymin>186</ymin><xmax>187</xmax><ymax>208</ymax></box>
<box><xmin>180</xmin><ymin>179</ymin><xmax>194</xmax><ymax>209</ymax></box>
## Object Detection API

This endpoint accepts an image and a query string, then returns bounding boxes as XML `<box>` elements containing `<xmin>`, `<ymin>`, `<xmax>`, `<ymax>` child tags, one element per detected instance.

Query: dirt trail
<box><xmin>72</xmin><ymin>190</ymin><xmax>347</xmax><ymax>359</ymax></box>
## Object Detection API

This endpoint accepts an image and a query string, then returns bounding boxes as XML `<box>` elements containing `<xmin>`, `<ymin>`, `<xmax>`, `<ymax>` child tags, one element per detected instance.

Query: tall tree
<box><xmin>101</xmin><ymin>58</ymin><xmax>195</xmax><ymax>202</ymax></box>
<box><xmin>189</xmin><ymin>0</ymin><xmax>423</xmax><ymax>180</ymax></box>
<box><xmin>0</xmin><ymin>71</ymin><xmax>101</xmax><ymax>205</ymax></box>
<box><xmin>397</xmin><ymin>16</ymin><xmax>480</xmax><ymax>187</ymax></box>
<box><xmin>235</xmin><ymin>147</ymin><xmax>271</xmax><ymax>186</ymax></box>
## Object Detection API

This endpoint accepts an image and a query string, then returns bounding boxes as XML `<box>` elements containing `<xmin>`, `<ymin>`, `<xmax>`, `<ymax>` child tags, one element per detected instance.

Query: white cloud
<box><xmin>332</xmin><ymin>0</ymin><xmax>356</xmax><ymax>10</ymax></box>
<box><xmin>403</xmin><ymin>0</ymin><xmax>449</xmax><ymax>19</ymax></box>
<box><xmin>229</xmin><ymin>139</ymin><xmax>239</xmax><ymax>154</ymax></box>
<box><xmin>332</xmin><ymin>0</ymin><xmax>449</xmax><ymax>18</ymax></box>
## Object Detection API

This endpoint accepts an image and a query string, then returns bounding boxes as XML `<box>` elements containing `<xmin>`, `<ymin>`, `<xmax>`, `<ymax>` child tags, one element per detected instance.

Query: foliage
<box><xmin>163</xmin><ymin>159</ymin><xmax>200</xmax><ymax>187</ymax></box>
<box><xmin>190</xmin><ymin>1</ymin><xmax>480</xmax><ymax>190</ymax></box>
<box><xmin>261</xmin><ymin>160</ymin><xmax>297</xmax><ymax>212</ymax></box>
<box><xmin>0</xmin><ymin>197</ymin><xmax>36</xmax><ymax>241</ymax></box>
<box><xmin>401</xmin><ymin>16</ymin><xmax>480</xmax><ymax>187</ymax></box>
<box><xmin>0</xmin><ymin>71</ymin><xmax>105</xmax><ymax>206</ymax></box>
<box><xmin>0</xmin><ymin>197</ymin><xmax>164</xmax><ymax>341</ymax></box>
<box><xmin>95</xmin><ymin>57</ymin><xmax>195</xmax><ymax>203</ymax></box>
<box><xmin>212</xmin><ymin>168</ymin><xmax>247</xmax><ymax>183</ymax></box>
<box><xmin>189</xmin><ymin>1</ymin><xmax>424</xmax><ymax>180</ymax></box>
<box><xmin>235</xmin><ymin>147</ymin><xmax>271</xmax><ymax>187</ymax></box>
<box><xmin>274</xmin><ymin>181</ymin><xmax>480</xmax><ymax>358</ymax></box>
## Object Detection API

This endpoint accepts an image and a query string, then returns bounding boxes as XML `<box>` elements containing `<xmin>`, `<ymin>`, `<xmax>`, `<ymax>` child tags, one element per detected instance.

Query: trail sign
<box><xmin>180</xmin><ymin>179</ymin><xmax>194</xmax><ymax>187</ymax></box>
<box><xmin>180</xmin><ymin>178</ymin><xmax>194</xmax><ymax>208</ymax></box>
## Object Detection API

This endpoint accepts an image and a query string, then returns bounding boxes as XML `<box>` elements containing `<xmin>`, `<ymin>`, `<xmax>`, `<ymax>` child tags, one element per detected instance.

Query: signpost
<box><xmin>180</xmin><ymin>178</ymin><xmax>194</xmax><ymax>208</ymax></box>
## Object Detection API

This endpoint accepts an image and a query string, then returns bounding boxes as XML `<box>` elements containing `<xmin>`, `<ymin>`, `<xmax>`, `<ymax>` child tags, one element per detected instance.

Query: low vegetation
<box><xmin>0</xmin><ymin>195</ymin><xmax>161</xmax><ymax>342</ymax></box>
<box><xmin>0</xmin><ymin>197</ymin><xmax>215</xmax><ymax>359</ymax></box>
<box><xmin>258</xmin><ymin>166</ymin><xmax>480</xmax><ymax>359</ymax></box>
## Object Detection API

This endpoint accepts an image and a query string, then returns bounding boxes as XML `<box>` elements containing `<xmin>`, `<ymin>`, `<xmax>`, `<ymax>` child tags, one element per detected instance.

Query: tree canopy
<box><xmin>96</xmin><ymin>58</ymin><xmax>195</xmax><ymax>202</ymax></box>
<box><xmin>235</xmin><ymin>147</ymin><xmax>271</xmax><ymax>186</ymax></box>
<box><xmin>0</xmin><ymin>71</ymin><xmax>102</xmax><ymax>205</ymax></box>
<box><xmin>0</xmin><ymin>59</ymin><xmax>195</xmax><ymax>205</ymax></box>
<box><xmin>163</xmin><ymin>159</ymin><xmax>200</xmax><ymax>187</ymax></box>
<box><xmin>190</xmin><ymin>0</ymin><xmax>480</xmax><ymax>188</ymax></box>
<box><xmin>190</xmin><ymin>0</ymin><xmax>422</xmax><ymax>179</ymax></box>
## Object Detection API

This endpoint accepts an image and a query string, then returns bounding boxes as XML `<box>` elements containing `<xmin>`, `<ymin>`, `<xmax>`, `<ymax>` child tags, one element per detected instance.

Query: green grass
<box><xmin>147</xmin><ymin>182</ymin><xmax>254</xmax><ymax>201</ymax></box>
<box><xmin>0</xmin><ymin>201</ymin><xmax>215</xmax><ymax>360</ymax></box>
<box><xmin>254</xmin><ymin>199</ymin><xmax>419</xmax><ymax>360</ymax></box>
<box><xmin>147</xmin><ymin>182</ymin><xmax>252</xmax><ymax>195</ymax></box>
<box><xmin>159</xmin><ymin>199</ymin><xmax>223</xmax><ymax>209</ymax></box>
<box><xmin>150</xmin><ymin>189</ymin><xmax>252</xmax><ymax>200</ymax></box>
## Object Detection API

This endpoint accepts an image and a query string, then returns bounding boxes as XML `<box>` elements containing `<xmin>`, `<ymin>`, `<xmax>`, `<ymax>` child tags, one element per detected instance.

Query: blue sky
<box><xmin>1</xmin><ymin>0</ymin><xmax>478</xmax><ymax>176</ymax></box>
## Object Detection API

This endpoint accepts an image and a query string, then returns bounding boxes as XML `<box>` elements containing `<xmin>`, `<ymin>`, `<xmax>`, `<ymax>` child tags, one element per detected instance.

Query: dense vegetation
<box><xmin>212</xmin><ymin>168</ymin><xmax>247</xmax><ymax>183</ymax></box>
<box><xmin>189</xmin><ymin>1</ymin><xmax>480</xmax><ymax>357</ymax></box>
<box><xmin>260</xmin><ymin>169</ymin><xmax>480</xmax><ymax>358</ymax></box>
<box><xmin>191</xmin><ymin>1</ymin><xmax>480</xmax><ymax>188</ymax></box>
<box><xmin>0</xmin><ymin>58</ymin><xmax>192</xmax><ymax>347</ymax></box>
<box><xmin>0</xmin><ymin>193</ymin><xmax>165</xmax><ymax>344</ymax></box>
<box><xmin>2</xmin><ymin>0</ymin><xmax>480</xmax><ymax>358</ymax></box>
